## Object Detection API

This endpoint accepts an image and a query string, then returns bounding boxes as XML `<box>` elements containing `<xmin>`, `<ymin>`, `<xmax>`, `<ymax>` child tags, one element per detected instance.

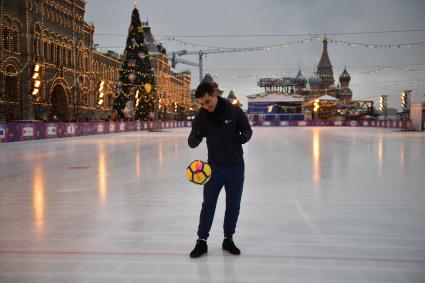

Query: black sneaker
<box><xmin>222</xmin><ymin>238</ymin><xmax>241</xmax><ymax>255</ymax></box>
<box><xmin>190</xmin><ymin>240</ymin><xmax>208</xmax><ymax>258</ymax></box>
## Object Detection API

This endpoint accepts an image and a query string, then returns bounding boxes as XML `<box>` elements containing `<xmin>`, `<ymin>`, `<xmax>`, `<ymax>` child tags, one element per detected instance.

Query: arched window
<box><xmin>11</xmin><ymin>29</ymin><xmax>19</xmax><ymax>53</ymax></box>
<box><xmin>62</xmin><ymin>46</ymin><xmax>66</xmax><ymax>65</ymax></box>
<box><xmin>4</xmin><ymin>67</ymin><xmax>18</xmax><ymax>102</ymax></box>
<box><xmin>80</xmin><ymin>52</ymin><xmax>83</xmax><ymax>69</ymax></box>
<box><xmin>2</xmin><ymin>28</ymin><xmax>10</xmax><ymax>50</ymax></box>
<box><xmin>44</xmin><ymin>41</ymin><xmax>48</xmax><ymax>60</ymax></box>
<box><xmin>50</xmin><ymin>42</ymin><xmax>54</xmax><ymax>61</ymax></box>
<box><xmin>108</xmin><ymin>93</ymin><xmax>114</xmax><ymax>108</ymax></box>
<box><xmin>33</xmin><ymin>38</ymin><xmax>39</xmax><ymax>60</ymax></box>
<box><xmin>67</xmin><ymin>47</ymin><xmax>72</xmax><ymax>66</ymax></box>
<box><xmin>56</xmin><ymin>44</ymin><xmax>60</xmax><ymax>64</ymax></box>
<box><xmin>84</xmin><ymin>54</ymin><xmax>89</xmax><ymax>70</ymax></box>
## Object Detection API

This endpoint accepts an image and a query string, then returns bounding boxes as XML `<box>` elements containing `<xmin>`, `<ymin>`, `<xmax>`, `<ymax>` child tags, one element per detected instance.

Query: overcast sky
<box><xmin>85</xmin><ymin>0</ymin><xmax>425</xmax><ymax>109</ymax></box>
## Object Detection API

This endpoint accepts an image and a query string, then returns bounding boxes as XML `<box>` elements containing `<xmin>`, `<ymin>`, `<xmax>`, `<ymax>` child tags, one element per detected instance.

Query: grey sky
<box><xmin>86</xmin><ymin>0</ymin><xmax>425</xmax><ymax>109</ymax></box>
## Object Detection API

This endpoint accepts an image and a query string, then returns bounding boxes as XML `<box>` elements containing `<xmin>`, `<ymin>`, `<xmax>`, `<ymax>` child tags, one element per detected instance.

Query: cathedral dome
<box><xmin>308</xmin><ymin>72</ymin><xmax>322</xmax><ymax>86</ymax></box>
<box><xmin>294</xmin><ymin>69</ymin><xmax>307</xmax><ymax>86</ymax></box>
<box><xmin>339</xmin><ymin>68</ymin><xmax>351</xmax><ymax>83</ymax></box>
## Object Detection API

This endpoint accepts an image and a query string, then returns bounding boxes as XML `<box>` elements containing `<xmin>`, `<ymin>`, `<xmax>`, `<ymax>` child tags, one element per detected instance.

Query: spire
<box><xmin>316</xmin><ymin>34</ymin><xmax>334</xmax><ymax>89</ymax></box>
<box><xmin>318</xmin><ymin>35</ymin><xmax>331</xmax><ymax>67</ymax></box>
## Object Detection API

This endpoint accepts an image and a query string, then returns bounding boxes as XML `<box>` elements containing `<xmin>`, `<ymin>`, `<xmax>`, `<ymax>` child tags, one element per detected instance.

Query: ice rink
<box><xmin>0</xmin><ymin>127</ymin><xmax>424</xmax><ymax>283</ymax></box>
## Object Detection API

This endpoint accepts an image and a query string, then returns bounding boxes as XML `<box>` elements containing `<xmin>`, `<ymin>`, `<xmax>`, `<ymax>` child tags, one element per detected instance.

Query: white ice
<box><xmin>0</xmin><ymin>127</ymin><xmax>425</xmax><ymax>283</ymax></box>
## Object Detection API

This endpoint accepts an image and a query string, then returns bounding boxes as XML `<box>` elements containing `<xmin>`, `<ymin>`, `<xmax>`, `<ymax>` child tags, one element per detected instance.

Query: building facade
<box><xmin>294</xmin><ymin>35</ymin><xmax>353</xmax><ymax>100</ymax></box>
<box><xmin>256</xmin><ymin>36</ymin><xmax>353</xmax><ymax>101</ymax></box>
<box><xmin>142</xmin><ymin>21</ymin><xmax>191</xmax><ymax>119</ymax></box>
<box><xmin>0</xmin><ymin>0</ymin><xmax>121</xmax><ymax>121</ymax></box>
<box><xmin>250</xmin><ymin>36</ymin><xmax>362</xmax><ymax>120</ymax></box>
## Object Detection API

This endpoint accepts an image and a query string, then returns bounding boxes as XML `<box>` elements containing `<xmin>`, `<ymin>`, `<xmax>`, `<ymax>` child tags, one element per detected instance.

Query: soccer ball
<box><xmin>186</xmin><ymin>160</ymin><xmax>212</xmax><ymax>185</ymax></box>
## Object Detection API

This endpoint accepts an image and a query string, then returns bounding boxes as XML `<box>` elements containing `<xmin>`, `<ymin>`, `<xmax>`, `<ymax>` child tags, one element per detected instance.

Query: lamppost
<box><xmin>401</xmin><ymin>90</ymin><xmax>411</xmax><ymax>113</ymax></box>
<box><xmin>313</xmin><ymin>99</ymin><xmax>320</xmax><ymax>120</ymax></box>
<box><xmin>379</xmin><ymin>95</ymin><xmax>387</xmax><ymax>120</ymax></box>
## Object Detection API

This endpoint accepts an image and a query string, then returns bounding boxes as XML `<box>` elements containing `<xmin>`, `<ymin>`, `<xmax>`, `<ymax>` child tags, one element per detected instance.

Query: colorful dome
<box><xmin>308</xmin><ymin>72</ymin><xmax>322</xmax><ymax>86</ymax></box>
<box><xmin>339</xmin><ymin>68</ymin><xmax>351</xmax><ymax>83</ymax></box>
<box><xmin>294</xmin><ymin>69</ymin><xmax>307</xmax><ymax>86</ymax></box>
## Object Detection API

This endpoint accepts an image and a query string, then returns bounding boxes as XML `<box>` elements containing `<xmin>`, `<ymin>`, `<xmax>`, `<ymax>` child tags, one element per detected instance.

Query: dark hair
<box><xmin>195</xmin><ymin>82</ymin><xmax>215</xmax><ymax>98</ymax></box>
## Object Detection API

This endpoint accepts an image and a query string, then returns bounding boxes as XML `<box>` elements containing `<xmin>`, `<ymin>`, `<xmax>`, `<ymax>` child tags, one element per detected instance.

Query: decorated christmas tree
<box><xmin>113</xmin><ymin>7</ymin><xmax>155</xmax><ymax>120</ymax></box>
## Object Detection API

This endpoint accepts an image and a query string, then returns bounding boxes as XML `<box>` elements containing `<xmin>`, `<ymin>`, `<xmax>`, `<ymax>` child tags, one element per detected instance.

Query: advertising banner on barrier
<box><xmin>5</xmin><ymin>123</ymin><xmax>19</xmax><ymax>142</ymax></box>
<box><xmin>65</xmin><ymin>123</ymin><xmax>76</xmax><ymax>137</ymax></box>
<box><xmin>96</xmin><ymin>122</ymin><xmax>105</xmax><ymax>134</ymax></box>
<box><xmin>0</xmin><ymin>123</ymin><xmax>6</xmax><ymax>143</ymax></box>
<box><xmin>21</xmin><ymin>123</ymin><xmax>34</xmax><ymax>140</ymax></box>
<box><xmin>45</xmin><ymin>123</ymin><xmax>56</xmax><ymax>138</ymax></box>
<box><xmin>108</xmin><ymin>122</ymin><xmax>116</xmax><ymax>133</ymax></box>
<box><xmin>119</xmin><ymin>122</ymin><xmax>126</xmax><ymax>132</ymax></box>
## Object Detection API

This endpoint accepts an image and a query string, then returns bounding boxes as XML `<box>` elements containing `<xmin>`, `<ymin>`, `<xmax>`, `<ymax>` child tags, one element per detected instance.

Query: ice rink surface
<box><xmin>0</xmin><ymin>127</ymin><xmax>424</xmax><ymax>283</ymax></box>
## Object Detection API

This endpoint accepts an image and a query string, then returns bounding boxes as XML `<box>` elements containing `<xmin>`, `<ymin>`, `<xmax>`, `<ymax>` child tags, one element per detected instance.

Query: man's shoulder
<box><xmin>195</xmin><ymin>108</ymin><xmax>208</xmax><ymax>120</ymax></box>
<box><xmin>228</xmin><ymin>103</ymin><xmax>244</xmax><ymax>115</ymax></box>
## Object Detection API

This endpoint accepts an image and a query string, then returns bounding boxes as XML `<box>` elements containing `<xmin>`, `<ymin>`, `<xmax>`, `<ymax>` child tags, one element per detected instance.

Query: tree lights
<box><xmin>113</xmin><ymin>7</ymin><xmax>156</xmax><ymax>121</ymax></box>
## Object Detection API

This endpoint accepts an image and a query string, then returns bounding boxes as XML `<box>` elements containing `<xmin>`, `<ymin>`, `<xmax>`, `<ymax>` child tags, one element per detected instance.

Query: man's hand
<box><xmin>233</xmin><ymin>133</ymin><xmax>248</xmax><ymax>144</ymax></box>
<box><xmin>196</xmin><ymin>120</ymin><xmax>208</xmax><ymax>138</ymax></box>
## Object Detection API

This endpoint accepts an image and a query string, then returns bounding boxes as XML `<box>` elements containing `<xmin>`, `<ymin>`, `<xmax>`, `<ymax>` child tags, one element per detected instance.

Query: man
<box><xmin>188</xmin><ymin>80</ymin><xmax>252</xmax><ymax>258</ymax></box>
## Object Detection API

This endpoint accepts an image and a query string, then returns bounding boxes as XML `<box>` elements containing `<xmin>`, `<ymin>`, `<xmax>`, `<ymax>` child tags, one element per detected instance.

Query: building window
<box><xmin>68</xmin><ymin>48</ymin><xmax>72</xmax><ymax>65</ymax></box>
<box><xmin>33</xmin><ymin>37</ymin><xmax>40</xmax><ymax>60</ymax></box>
<box><xmin>5</xmin><ymin>74</ymin><xmax>18</xmax><ymax>101</ymax></box>
<box><xmin>56</xmin><ymin>45</ymin><xmax>60</xmax><ymax>64</ymax></box>
<box><xmin>2</xmin><ymin>28</ymin><xmax>9</xmax><ymax>50</ymax></box>
<box><xmin>51</xmin><ymin>42</ymin><xmax>55</xmax><ymax>62</ymax></box>
<box><xmin>44</xmin><ymin>41</ymin><xmax>48</xmax><ymax>59</ymax></box>
<box><xmin>11</xmin><ymin>30</ymin><xmax>19</xmax><ymax>53</ymax></box>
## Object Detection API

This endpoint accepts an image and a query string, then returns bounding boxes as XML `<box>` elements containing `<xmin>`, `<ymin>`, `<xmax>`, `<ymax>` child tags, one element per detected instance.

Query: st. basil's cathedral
<box><xmin>293</xmin><ymin>35</ymin><xmax>352</xmax><ymax>100</ymax></box>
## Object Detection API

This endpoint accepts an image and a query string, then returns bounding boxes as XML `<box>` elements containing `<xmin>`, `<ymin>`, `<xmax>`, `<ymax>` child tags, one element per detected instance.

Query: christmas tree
<box><xmin>113</xmin><ymin>7</ymin><xmax>155</xmax><ymax>120</ymax></box>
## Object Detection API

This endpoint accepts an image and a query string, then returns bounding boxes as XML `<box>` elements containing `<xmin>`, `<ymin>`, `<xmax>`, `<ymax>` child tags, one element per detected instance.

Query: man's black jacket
<box><xmin>188</xmin><ymin>96</ymin><xmax>253</xmax><ymax>165</ymax></box>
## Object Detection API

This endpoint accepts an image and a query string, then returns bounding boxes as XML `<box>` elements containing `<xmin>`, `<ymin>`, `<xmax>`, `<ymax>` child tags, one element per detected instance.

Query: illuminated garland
<box><xmin>200</xmin><ymin>65</ymin><xmax>425</xmax><ymax>79</ymax></box>
<box><xmin>328</xmin><ymin>39</ymin><xmax>425</xmax><ymax>48</ymax></box>
<box><xmin>94</xmin><ymin>36</ymin><xmax>425</xmax><ymax>52</ymax></box>
<box><xmin>352</xmin><ymin>79</ymin><xmax>425</xmax><ymax>89</ymax></box>
<box><xmin>159</xmin><ymin>36</ymin><xmax>425</xmax><ymax>51</ymax></box>
<box><xmin>355</xmin><ymin>66</ymin><xmax>425</xmax><ymax>75</ymax></box>
<box><xmin>156</xmin><ymin>37</ymin><xmax>320</xmax><ymax>52</ymax></box>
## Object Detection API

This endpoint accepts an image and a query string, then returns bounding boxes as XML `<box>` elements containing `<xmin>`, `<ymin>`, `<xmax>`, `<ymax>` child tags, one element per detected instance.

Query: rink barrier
<box><xmin>0</xmin><ymin>120</ymin><xmax>190</xmax><ymax>143</ymax></box>
<box><xmin>248</xmin><ymin>119</ymin><xmax>416</xmax><ymax>129</ymax></box>
<box><xmin>0</xmin><ymin>119</ymin><xmax>418</xmax><ymax>143</ymax></box>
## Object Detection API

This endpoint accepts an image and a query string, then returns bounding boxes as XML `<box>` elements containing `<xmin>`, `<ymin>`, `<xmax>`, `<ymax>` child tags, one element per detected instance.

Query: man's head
<box><xmin>195</xmin><ymin>82</ymin><xmax>218</xmax><ymax>113</ymax></box>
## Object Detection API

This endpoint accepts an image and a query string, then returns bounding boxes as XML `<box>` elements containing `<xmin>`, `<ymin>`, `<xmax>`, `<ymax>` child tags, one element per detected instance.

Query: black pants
<box><xmin>197</xmin><ymin>158</ymin><xmax>245</xmax><ymax>240</ymax></box>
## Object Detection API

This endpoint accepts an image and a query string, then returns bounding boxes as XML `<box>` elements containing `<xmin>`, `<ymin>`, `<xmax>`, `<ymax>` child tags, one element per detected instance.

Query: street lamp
<box><xmin>32</xmin><ymin>64</ymin><xmax>41</xmax><ymax>96</ymax></box>
<box><xmin>97</xmin><ymin>80</ymin><xmax>105</xmax><ymax>106</ymax></box>
<box><xmin>401</xmin><ymin>90</ymin><xmax>411</xmax><ymax>112</ymax></box>
<box><xmin>313</xmin><ymin>99</ymin><xmax>320</xmax><ymax>119</ymax></box>
<box><xmin>379</xmin><ymin>95</ymin><xmax>387</xmax><ymax>119</ymax></box>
